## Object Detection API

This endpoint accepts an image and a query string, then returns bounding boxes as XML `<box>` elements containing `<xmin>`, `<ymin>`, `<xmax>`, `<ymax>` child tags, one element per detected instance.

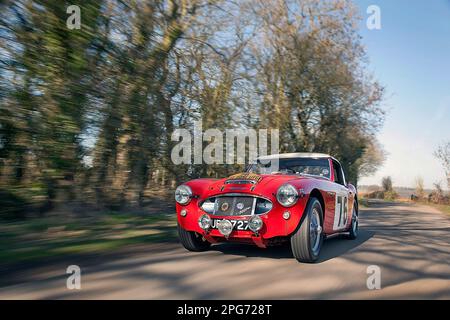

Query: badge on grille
<box><xmin>221</xmin><ymin>202</ymin><xmax>229</xmax><ymax>211</ymax></box>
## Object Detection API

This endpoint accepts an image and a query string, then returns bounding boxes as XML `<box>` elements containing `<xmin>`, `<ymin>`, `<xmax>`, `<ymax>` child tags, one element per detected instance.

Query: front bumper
<box><xmin>176</xmin><ymin>196</ymin><xmax>308</xmax><ymax>247</ymax></box>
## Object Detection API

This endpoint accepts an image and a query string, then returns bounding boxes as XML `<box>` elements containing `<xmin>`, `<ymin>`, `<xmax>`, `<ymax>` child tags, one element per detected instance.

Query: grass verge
<box><xmin>419</xmin><ymin>202</ymin><xmax>450</xmax><ymax>217</ymax></box>
<box><xmin>358</xmin><ymin>198</ymin><xmax>369</xmax><ymax>208</ymax></box>
<box><xmin>0</xmin><ymin>210</ymin><xmax>177</xmax><ymax>266</ymax></box>
<box><xmin>359</xmin><ymin>197</ymin><xmax>450</xmax><ymax>218</ymax></box>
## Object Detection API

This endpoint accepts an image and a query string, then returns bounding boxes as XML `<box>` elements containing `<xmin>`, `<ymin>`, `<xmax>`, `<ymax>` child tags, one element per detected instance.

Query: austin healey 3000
<box><xmin>175</xmin><ymin>153</ymin><xmax>358</xmax><ymax>263</ymax></box>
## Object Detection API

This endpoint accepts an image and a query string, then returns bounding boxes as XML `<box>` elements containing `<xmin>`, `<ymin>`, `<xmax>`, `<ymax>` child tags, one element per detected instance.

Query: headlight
<box><xmin>198</xmin><ymin>214</ymin><xmax>212</xmax><ymax>230</ymax></box>
<box><xmin>175</xmin><ymin>185</ymin><xmax>192</xmax><ymax>205</ymax></box>
<box><xmin>276</xmin><ymin>184</ymin><xmax>298</xmax><ymax>207</ymax></box>
<box><xmin>248</xmin><ymin>215</ymin><xmax>263</xmax><ymax>233</ymax></box>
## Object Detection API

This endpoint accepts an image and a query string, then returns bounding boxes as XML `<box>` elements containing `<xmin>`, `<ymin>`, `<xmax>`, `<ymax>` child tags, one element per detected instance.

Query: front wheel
<box><xmin>178</xmin><ymin>224</ymin><xmax>211</xmax><ymax>252</ymax></box>
<box><xmin>290</xmin><ymin>197</ymin><xmax>324</xmax><ymax>263</ymax></box>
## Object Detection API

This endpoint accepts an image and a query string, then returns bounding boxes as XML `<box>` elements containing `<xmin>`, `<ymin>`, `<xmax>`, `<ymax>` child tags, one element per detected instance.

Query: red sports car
<box><xmin>175</xmin><ymin>153</ymin><xmax>358</xmax><ymax>263</ymax></box>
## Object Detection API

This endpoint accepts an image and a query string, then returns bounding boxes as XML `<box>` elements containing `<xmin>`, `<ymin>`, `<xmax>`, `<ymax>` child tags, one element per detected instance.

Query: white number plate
<box><xmin>211</xmin><ymin>219</ymin><xmax>250</xmax><ymax>231</ymax></box>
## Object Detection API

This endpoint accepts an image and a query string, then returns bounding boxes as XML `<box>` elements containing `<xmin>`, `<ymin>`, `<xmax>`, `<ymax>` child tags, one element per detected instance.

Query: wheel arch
<box><xmin>309</xmin><ymin>188</ymin><xmax>325</xmax><ymax>222</ymax></box>
<box><xmin>354</xmin><ymin>194</ymin><xmax>359</xmax><ymax>216</ymax></box>
<box><xmin>290</xmin><ymin>188</ymin><xmax>325</xmax><ymax>263</ymax></box>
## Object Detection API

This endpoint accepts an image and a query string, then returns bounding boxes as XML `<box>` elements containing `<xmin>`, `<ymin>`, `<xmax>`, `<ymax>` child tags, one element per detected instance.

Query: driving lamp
<box><xmin>217</xmin><ymin>219</ymin><xmax>233</xmax><ymax>237</ymax></box>
<box><xmin>248</xmin><ymin>215</ymin><xmax>263</xmax><ymax>233</ymax></box>
<box><xmin>198</xmin><ymin>214</ymin><xmax>212</xmax><ymax>230</ymax></box>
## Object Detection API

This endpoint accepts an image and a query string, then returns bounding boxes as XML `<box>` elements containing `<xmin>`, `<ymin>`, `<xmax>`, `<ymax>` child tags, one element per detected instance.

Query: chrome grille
<box><xmin>200</xmin><ymin>195</ymin><xmax>273</xmax><ymax>216</ymax></box>
<box><xmin>214</xmin><ymin>196</ymin><xmax>256</xmax><ymax>216</ymax></box>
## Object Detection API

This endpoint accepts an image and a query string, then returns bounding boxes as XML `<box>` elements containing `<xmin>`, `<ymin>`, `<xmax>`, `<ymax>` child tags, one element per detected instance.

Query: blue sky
<box><xmin>355</xmin><ymin>0</ymin><xmax>450</xmax><ymax>189</ymax></box>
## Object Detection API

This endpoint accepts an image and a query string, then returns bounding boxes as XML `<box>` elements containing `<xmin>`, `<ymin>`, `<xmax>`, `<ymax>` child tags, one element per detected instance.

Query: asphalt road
<box><xmin>1</xmin><ymin>201</ymin><xmax>450</xmax><ymax>299</ymax></box>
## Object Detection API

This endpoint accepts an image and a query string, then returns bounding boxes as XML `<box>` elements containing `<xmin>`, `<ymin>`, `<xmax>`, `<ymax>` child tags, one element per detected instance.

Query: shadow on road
<box><xmin>211</xmin><ymin>242</ymin><xmax>293</xmax><ymax>259</ymax></box>
<box><xmin>3</xmin><ymin>201</ymin><xmax>450</xmax><ymax>299</ymax></box>
<box><xmin>319</xmin><ymin>229</ymin><xmax>374</xmax><ymax>263</ymax></box>
<box><xmin>210</xmin><ymin>228</ymin><xmax>375</xmax><ymax>263</ymax></box>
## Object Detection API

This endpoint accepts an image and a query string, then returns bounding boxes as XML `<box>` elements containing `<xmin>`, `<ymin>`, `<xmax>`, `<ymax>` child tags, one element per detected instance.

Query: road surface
<box><xmin>1</xmin><ymin>201</ymin><xmax>450</xmax><ymax>299</ymax></box>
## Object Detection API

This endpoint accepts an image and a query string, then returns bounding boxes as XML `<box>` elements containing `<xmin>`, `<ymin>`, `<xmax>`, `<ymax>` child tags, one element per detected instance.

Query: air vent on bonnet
<box><xmin>224</xmin><ymin>179</ymin><xmax>256</xmax><ymax>185</ymax></box>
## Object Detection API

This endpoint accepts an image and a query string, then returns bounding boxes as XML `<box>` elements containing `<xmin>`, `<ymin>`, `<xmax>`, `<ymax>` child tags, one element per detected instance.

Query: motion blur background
<box><xmin>0</xmin><ymin>0</ymin><xmax>449</xmax><ymax>266</ymax></box>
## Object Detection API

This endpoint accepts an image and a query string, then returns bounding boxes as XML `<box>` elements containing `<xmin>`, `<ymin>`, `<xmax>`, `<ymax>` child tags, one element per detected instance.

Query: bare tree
<box><xmin>356</xmin><ymin>141</ymin><xmax>386</xmax><ymax>182</ymax></box>
<box><xmin>415</xmin><ymin>177</ymin><xmax>425</xmax><ymax>199</ymax></box>
<box><xmin>382</xmin><ymin>176</ymin><xmax>393</xmax><ymax>192</ymax></box>
<box><xmin>430</xmin><ymin>182</ymin><xmax>444</xmax><ymax>204</ymax></box>
<box><xmin>245</xmin><ymin>0</ymin><xmax>385</xmax><ymax>183</ymax></box>
<box><xmin>434</xmin><ymin>142</ymin><xmax>450</xmax><ymax>189</ymax></box>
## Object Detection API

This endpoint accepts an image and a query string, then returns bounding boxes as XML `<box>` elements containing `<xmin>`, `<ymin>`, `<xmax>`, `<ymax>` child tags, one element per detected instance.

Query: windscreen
<box><xmin>247</xmin><ymin>158</ymin><xmax>331</xmax><ymax>178</ymax></box>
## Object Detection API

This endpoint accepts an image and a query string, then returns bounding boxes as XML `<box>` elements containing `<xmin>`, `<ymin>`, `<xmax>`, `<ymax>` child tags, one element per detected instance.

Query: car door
<box><xmin>331</xmin><ymin>160</ymin><xmax>351</xmax><ymax>232</ymax></box>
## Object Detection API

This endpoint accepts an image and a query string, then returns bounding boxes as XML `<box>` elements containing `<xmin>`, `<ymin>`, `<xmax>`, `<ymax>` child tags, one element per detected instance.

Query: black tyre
<box><xmin>346</xmin><ymin>202</ymin><xmax>358</xmax><ymax>240</ymax></box>
<box><xmin>178</xmin><ymin>224</ymin><xmax>211</xmax><ymax>252</ymax></box>
<box><xmin>290</xmin><ymin>197</ymin><xmax>324</xmax><ymax>263</ymax></box>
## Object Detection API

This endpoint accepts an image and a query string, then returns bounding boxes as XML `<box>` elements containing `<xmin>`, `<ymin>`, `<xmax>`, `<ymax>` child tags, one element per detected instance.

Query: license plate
<box><xmin>211</xmin><ymin>219</ymin><xmax>250</xmax><ymax>231</ymax></box>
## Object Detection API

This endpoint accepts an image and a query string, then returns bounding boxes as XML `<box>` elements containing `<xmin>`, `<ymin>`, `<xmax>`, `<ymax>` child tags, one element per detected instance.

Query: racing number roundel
<box><xmin>333</xmin><ymin>193</ymin><xmax>349</xmax><ymax>230</ymax></box>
